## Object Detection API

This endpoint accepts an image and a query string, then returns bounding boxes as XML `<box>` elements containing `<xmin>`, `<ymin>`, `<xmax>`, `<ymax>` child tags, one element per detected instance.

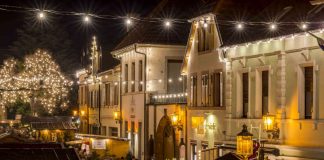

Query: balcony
<box><xmin>149</xmin><ymin>93</ymin><xmax>187</xmax><ymax>105</ymax></box>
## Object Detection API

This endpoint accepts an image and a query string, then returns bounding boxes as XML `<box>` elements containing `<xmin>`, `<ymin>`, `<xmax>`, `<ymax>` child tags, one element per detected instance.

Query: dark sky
<box><xmin>0</xmin><ymin>0</ymin><xmax>160</xmax><ymax>70</ymax></box>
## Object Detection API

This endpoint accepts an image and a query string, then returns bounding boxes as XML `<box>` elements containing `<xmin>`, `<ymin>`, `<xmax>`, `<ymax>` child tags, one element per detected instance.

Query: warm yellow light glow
<box><xmin>191</xmin><ymin>117</ymin><xmax>204</xmax><ymax>129</ymax></box>
<box><xmin>113</xmin><ymin>111</ymin><xmax>120</xmax><ymax>121</ymax></box>
<box><xmin>263</xmin><ymin>114</ymin><xmax>275</xmax><ymax>131</ymax></box>
<box><xmin>237</xmin><ymin>135</ymin><xmax>253</xmax><ymax>157</ymax></box>
<box><xmin>81</xmin><ymin>110</ymin><xmax>85</xmax><ymax>116</ymax></box>
<box><xmin>73</xmin><ymin>110</ymin><xmax>78</xmax><ymax>116</ymax></box>
<box><xmin>171</xmin><ymin>113</ymin><xmax>179</xmax><ymax>126</ymax></box>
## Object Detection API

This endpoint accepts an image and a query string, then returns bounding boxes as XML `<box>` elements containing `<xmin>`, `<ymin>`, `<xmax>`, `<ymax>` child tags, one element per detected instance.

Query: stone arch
<box><xmin>155</xmin><ymin>111</ymin><xmax>177</xmax><ymax>160</ymax></box>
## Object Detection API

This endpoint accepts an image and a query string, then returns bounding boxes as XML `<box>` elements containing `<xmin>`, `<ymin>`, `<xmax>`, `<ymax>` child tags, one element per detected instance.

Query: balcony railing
<box><xmin>149</xmin><ymin>93</ymin><xmax>187</xmax><ymax>105</ymax></box>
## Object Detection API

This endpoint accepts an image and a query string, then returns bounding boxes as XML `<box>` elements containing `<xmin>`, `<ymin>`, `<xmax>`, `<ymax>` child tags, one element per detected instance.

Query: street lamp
<box><xmin>80</xmin><ymin>110</ymin><xmax>85</xmax><ymax>116</ymax></box>
<box><xmin>237</xmin><ymin>124</ymin><xmax>253</xmax><ymax>160</ymax></box>
<box><xmin>73</xmin><ymin>110</ymin><xmax>78</xmax><ymax>117</ymax></box>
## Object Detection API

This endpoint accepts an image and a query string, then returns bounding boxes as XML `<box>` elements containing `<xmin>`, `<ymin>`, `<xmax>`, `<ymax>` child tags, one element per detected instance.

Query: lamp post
<box><xmin>237</xmin><ymin>124</ymin><xmax>253</xmax><ymax>160</ymax></box>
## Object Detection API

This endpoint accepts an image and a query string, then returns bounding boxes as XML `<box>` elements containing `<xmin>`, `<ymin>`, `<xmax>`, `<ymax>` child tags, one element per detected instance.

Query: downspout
<box><xmin>134</xmin><ymin>44</ymin><xmax>148</xmax><ymax>160</ymax></box>
<box><xmin>119</xmin><ymin>64</ymin><xmax>123</xmax><ymax>137</ymax></box>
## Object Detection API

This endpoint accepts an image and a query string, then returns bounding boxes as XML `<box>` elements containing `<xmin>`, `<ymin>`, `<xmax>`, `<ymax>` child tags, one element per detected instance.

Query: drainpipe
<box><xmin>134</xmin><ymin>44</ymin><xmax>148</xmax><ymax>160</ymax></box>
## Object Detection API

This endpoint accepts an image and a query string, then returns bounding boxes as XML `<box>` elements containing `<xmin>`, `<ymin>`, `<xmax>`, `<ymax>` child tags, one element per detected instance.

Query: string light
<box><xmin>203</xmin><ymin>20</ymin><xmax>208</xmax><ymax>28</ymax></box>
<box><xmin>301</xmin><ymin>23</ymin><xmax>308</xmax><ymax>30</ymax></box>
<box><xmin>38</xmin><ymin>11</ymin><xmax>45</xmax><ymax>20</ymax></box>
<box><xmin>126</xmin><ymin>18</ymin><xmax>132</xmax><ymax>25</ymax></box>
<box><xmin>84</xmin><ymin>15</ymin><xmax>90</xmax><ymax>23</ymax></box>
<box><xmin>270</xmin><ymin>23</ymin><xmax>277</xmax><ymax>30</ymax></box>
<box><xmin>0</xmin><ymin>50</ymin><xmax>72</xmax><ymax>113</ymax></box>
<box><xmin>236</xmin><ymin>22</ymin><xmax>243</xmax><ymax>30</ymax></box>
<box><xmin>165</xmin><ymin>20</ymin><xmax>171</xmax><ymax>27</ymax></box>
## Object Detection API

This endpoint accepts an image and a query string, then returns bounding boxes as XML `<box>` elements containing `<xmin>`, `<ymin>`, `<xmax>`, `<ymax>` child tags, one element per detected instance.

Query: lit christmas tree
<box><xmin>0</xmin><ymin>49</ymin><xmax>73</xmax><ymax>115</ymax></box>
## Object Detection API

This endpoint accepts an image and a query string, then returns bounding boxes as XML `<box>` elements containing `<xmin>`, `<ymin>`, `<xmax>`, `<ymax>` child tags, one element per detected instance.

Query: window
<box><xmin>190</xmin><ymin>75</ymin><xmax>197</xmax><ymax>106</ymax></box>
<box><xmin>242</xmin><ymin>73</ymin><xmax>249</xmax><ymax>118</ymax></box>
<box><xmin>138</xmin><ymin>60</ymin><xmax>143</xmax><ymax>91</ymax></box>
<box><xmin>262</xmin><ymin>71</ymin><xmax>269</xmax><ymax>115</ymax></box>
<box><xmin>131</xmin><ymin>62</ymin><xmax>135</xmax><ymax>92</ymax></box>
<box><xmin>304</xmin><ymin>66</ymin><xmax>313</xmax><ymax>119</ymax></box>
<box><xmin>105</xmin><ymin>83</ymin><xmax>111</xmax><ymax>106</ymax></box>
<box><xmin>124</xmin><ymin>121</ymin><xmax>128</xmax><ymax>138</ymax></box>
<box><xmin>212</xmin><ymin>72</ymin><xmax>223</xmax><ymax>107</ymax></box>
<box><xmin>201</xmin><ymin>73</ymin><xmax>209</xmax><ymax>106</ymax></box>
<box><xmin>109</xmin><ymin>127</ymin><xmax>118</xmax><ymax>137</ymax></box>
<box><xmin>197</xmin><ymin>24</ymin><xmax>214</xmax><ymax>52</ymax></box>
<box><xmin>113</xmin><ymin>84</ymin><xmax>119</xmax><ymax>105</ymax></box>
<box><xmin>124</xmin><ymin>64</ymin><xmax>128</xmax><ymax>93</ymax></box>
<box><xmin>167</xmin><ymin>59</ymin><xmax>183</xmax><ymax>93</ymax></box>
<box><xmin>101</xmin><ymin>126</ymin><xmax>107</xmax><ymax>136</ymax></box>
<box><xmin>191</xmin><ymin>143</ymin><xmax>197</xmax><ymax>160</ymax></box>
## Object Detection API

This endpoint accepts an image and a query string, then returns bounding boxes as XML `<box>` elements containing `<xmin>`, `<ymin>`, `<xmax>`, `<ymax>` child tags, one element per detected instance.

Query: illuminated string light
<box><xmin>301</xmin><ymin>23</ymin><xmax>308</xmax><ymax>30</ymax></box>
<box><xmin>203</xmin><ymin>20</ymin><xmax>208</xmax><ymax>28</ymax></box>
<box><xmin>236</xmin><ymin>22</ymin><xmax>243</xmax><ymax>30</ymax></box>
<box><xmin>84</xmin><ymin>15</ymin><xmax>90</xmax><ymax>23</ymax></box>
<box><xmin>126</xmin><ymin>18</ymin><xmax>132</xmax><ymax>25</ymax></box>
<box><xmin>38</xmin><ymin>11</ymin><xmax>45</xmax><ymax>20</ymax></box>
<box><xmin>270</xmin><ymin>23</ymin><xmax>277</xmax><ymax>30</ymax></box>
<box><xmin>165</xmin><ymin>20</ymin><xmax>171</xmax><ymax>27</ymax></box>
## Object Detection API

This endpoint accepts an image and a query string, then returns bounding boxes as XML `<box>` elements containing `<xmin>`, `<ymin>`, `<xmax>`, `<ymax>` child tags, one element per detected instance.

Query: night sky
<box><xmin>0</xmin><ymin>0</ymin><xmax>160</xmax><ymax>71</ymax></box>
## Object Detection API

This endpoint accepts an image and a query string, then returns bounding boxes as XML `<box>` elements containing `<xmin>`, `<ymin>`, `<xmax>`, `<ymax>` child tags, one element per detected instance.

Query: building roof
<box><xmin>0</xmin><ymin>148</ymin><xmax>79</xmax><ymax>160</ymax></box>
<box><xmin>112</xmin><ymin>0</ymin><xmax>220</xmax><ymax>52</ymax></box>
<box><xmin>216</xmin><ymin>0</ymin><xmax>324</xmax><ymax>46</ymax></box>
<box><xmin>22</xmin><ymin>116</ymin><xmax>77</xmax><ymax>130</ymax></box>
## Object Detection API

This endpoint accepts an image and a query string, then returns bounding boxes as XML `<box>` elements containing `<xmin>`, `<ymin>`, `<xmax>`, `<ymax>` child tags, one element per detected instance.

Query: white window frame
<box><xmin>297</xmin><ymin>61</ymin><xmax>318</xmax><ymax>120</ymax></box>
<box><xmin>255</xmin><ymin>66</ymin><xmax>272</xmax><ymax>118</ymax></box>
<box><xmin>236</xmin><ymin>68</ymin><xmax>251</xmax><ymax>118</ymax></box>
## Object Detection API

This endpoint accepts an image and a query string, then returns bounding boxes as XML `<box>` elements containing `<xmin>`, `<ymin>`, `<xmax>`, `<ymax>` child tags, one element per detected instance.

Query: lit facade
<box><xmin>111</xmin><ymin>44</ymin><xmax>187</xmax><ymax>160</ymax></box>
<box><xmin>181</xmin><ymin>14</ymin><xmax>226</xmax><ymax>159</ymax></box>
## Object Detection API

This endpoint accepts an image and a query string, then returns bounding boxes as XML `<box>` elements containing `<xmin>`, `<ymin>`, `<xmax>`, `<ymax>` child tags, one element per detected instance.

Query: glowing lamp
<box><xmin>80</xmin><ymin>110</ymin><xmax>85</xmax><ymax>116</ymax></box>
<box><xmin>171</xmin><ymin>113</ymin><xmax>179</xmax><ymax>126</ymax></box>
<box><xmin>73</xmin><ymin>110</ymin><xmax>78</xmax><ymax>116</ymax></box>
<box><xmin>237</xmin><ymin>124</ymin><xmax>253</xmax><ymax>159</ymax></box>
<box><xmin>113</xmin><ymin>111</ymin><xmax>120</xmax><ymax>121</ymax></box>
<box><xmin>263</xmin><ymin>114</ymin><xmax>275</xmax><ymax>131</ymax></box>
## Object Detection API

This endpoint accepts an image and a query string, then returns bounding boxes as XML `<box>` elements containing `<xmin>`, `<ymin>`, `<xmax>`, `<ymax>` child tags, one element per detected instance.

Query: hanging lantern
<box><xmin>237</xmin><ymin>124</ymin><xmax>253</xmax><ymax>159</ymax></box>
<box><xmin>263</xmin><ymin>114</ymin><xmax>275</xmax><ymax>131</ymax></box>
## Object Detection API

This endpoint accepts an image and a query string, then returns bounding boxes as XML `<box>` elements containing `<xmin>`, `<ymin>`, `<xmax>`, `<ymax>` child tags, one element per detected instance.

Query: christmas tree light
<box><xmin>0</xmin><ymin>50</ymin><xmax>72</xmax><ymax>114</ymax></box>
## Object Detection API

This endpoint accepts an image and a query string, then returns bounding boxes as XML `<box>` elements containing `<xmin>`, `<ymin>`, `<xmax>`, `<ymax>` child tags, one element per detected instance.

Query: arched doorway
<box><xmin>155</xmin><ymin>110</ymin><xmax>177</xmax><ymax>160</ymax></box>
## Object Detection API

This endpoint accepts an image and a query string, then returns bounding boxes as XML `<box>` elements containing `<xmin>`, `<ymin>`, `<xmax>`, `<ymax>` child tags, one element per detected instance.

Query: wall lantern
<box><xmin>237</xmin><ymin>124</ymin><xmax>253</xmax><ymax>159</ymax></box>
<box><xmin>113</xmin><ymin>111</ymin><xmax>120</xmax><ymax>123</ymax></box>
<box><xmin>80</xmin><ymin>110</ymin><xmax>85</xmax><ymax>116</ymax></box>
<box><xmin>205</xmin><ymin>113</ymin><xmax>216</xmax><ymax>130</ymax></box>
<box><xmin>73</xmin><ymin>110</ymin><xmax>78</xmax><ymax>116</ymax></box>
<box><xmin>171</xmin><ymin>112</ymin><xmax>183</xmax><ymax>130</ymax></box>
<box><xmin>263</xmin><ymin>113</ymin><xmax>275</xmax><ymax>131</ymax></box>
<box><xmin>262</xmin><ymin>113</ymin><xmax>280</xmax><ymax>139</ymax></box>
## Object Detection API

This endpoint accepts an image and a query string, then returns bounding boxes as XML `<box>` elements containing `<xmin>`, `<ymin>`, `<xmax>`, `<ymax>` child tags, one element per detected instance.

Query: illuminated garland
<box><xmin>0</xmin><ymin>50</ymin><xmax>73</xmax><ymax>113</ymax></box>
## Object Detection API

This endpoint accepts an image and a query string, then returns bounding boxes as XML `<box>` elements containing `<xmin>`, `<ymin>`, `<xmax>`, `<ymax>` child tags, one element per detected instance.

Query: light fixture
<box><xmin>301</xmin><ymin>23</ymin><xmax>308</xmax><ymax>30</ymax></box>
<box><xmin>84</xmin><ymin>15</ymin><xmax>90</xmax><ymax>23</ymax></box>
<box><xmin>165</xmin><ymin>20</ymin><xmax>171</xmax><ymax>27</ymax></box>
<box><xmin>126</xmin><ymin>18</ymin><xmax>132</xmax><ymax>25</ymax></box>
<box><xmin>171</xmin><ymin>112</ymin><xmax>183</xmax><ymax>130</ymax></box>
<box><xmin>80</xmin><ymin>110</ymin><xmax>85</xmax><ymax>116</ymax></box>
<box><xmin>113</xmin><ymin>111</ymin><xmax>120</xmax><ymax>123</ymax></box>
<box><xmin>237</xmin><ymin>124</ymin><xmax>253</xmax><ymax>159</ymax></box>
<box><xmin>168</xmin><ymin>78</ymin><xmax>172</xmax><ymax>83</ymax></box>
<box><xmin>158</xmin><ymin>79</ymin><xmax>162</xmax><ymax>83</ymax></box>
<box><xmin>203</xmin><ymin>20</ymin><xmax>208</xmax><ymax>28</ymax></box>
<box><xmin>270</xmin><ymin>23</ymin><xmax>277</xmax><ymax>30</ymax></box>
<box><xmin>178</xmin><ymin>77</ymin><xmax>183</xmax><ymax>81</ymax></box>
<box><xmin>38</xmin><ymin>11</ymin><xmax>45</xmax><ymax>20</ymax></box>
<box><xmin>236</xmin><ymin>22</ymin><xmax>244</xmax><ymax>30</ymax></box>
<box><xmin>73</xmin><ymin>110</ymin><xmax>78</xmax><ymax>116</ymax></box>
<box><xmin>262</xmin><ymin>113</ymin><xmax>280</xmax><ymax>139</ymax></box>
